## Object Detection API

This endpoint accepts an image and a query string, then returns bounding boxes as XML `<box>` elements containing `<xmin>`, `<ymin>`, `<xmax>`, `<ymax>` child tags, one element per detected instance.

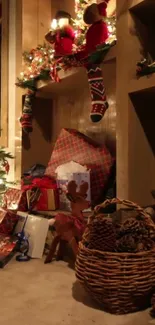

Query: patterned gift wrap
<box><xmin>27</xmin><ymin>188</ymin><xmax>59</xmax><ymax>211</ymax></box>
<box><xmin>0</xmin><ymin>209</ymin><xmax>19</xmax><ymax>235</ymax></box>
<box><xmin>45</xmin><ymin>128</ymin><xmax>113</xmax><ymax>205</ymax></box>
<box><xmin>3</xmin><ymin>188</ymin><xmax>27</xmax><ymax>212</ymax></box>
<box><xmin>0</xmin><ymin>234</ymin><xmax>18</xmax><ymax>268</ymax></box>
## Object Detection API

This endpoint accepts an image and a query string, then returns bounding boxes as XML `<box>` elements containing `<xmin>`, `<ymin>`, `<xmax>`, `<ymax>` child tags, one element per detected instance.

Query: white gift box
<box><xmin>14</xmin><ymin>212</ymin><xmax>49</xmax><ymax>259</ymax></box>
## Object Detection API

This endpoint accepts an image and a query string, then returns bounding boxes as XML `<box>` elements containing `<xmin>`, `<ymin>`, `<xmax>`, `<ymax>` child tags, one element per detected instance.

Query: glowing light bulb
<box><xmin>108</xmin><ymin>26</ymin><xmax>113</xmax><ymax>33</ymax></box>
<box><xmin>0</xmin><ymin>179</ymin><xmax>4</xmax><ymax>185</ymax></box>
<box><xmin>58</xmin><ymin>18</ymin><xmax>69</xmax><ymax>28</ymax></box>
<box><xmin>51</xmin><ymin>19</ymin><xmax>58</xmax><ymax>30</ymax></box>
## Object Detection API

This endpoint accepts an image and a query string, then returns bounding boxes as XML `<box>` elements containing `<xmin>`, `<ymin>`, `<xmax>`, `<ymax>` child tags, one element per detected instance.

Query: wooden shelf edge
<box><xmin>128</xmin><ymin>73</ymin><xmax>155</xmax><ymax>94</ymax></box>
<box><xmin>36</xmin><ymin>45</ymin><xmax>116</xmax><ymax>98</ymax></box>
<box><xmin>37</xmin><ymin>66</ymin><xmax>81</xmax><ymax>90</ymax></box>
<box><xmin>129</xmin><ymin>0</ymin><xmax>145</xmax><ymax>10</ymax></box>
<box><xmin>104</xmin><ymin>44</ymin><xmax>116</xmax><ymax>63</ymax></box>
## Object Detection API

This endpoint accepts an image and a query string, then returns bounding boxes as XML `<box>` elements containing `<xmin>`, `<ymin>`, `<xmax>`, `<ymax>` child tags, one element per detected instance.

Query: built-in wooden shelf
<box><xmin>128</xmin><ymin>73</ymin><xmax>155</xmax><ymax>94</ymax></box>
<box><xmin>36</xmin><ymin>44</ymin><xmax>117</xmax><ymax>99</ymax></box>
<box><xmin>130</xmin><ymin>0</ymin><xmax>155</xmax><ymax>24</ymax></box>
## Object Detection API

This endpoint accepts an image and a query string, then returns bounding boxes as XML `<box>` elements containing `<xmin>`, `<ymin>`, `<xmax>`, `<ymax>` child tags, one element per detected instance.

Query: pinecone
<box><xmin>116</xmin><ymin>234</ymin><xmax>137</xmax><ymax>252</ymax></box>
<box><xmin>88</xmin><ymin>216</ymin><xmax>116</xmax><ymax>252</ymax></box>
<box><xmin>136</xmin><ymin>242</ymin><xmax>145</xmax><ymax>252</ymax></box>
<box><xmin>119</xmin><ymin>218</ymin><xmax>141</xmax><ymax>236</ymax></box>
<box><xmin>142</xmin><ymin>238</ymin><xmax>155</xmax><ymax>251</ymax></box>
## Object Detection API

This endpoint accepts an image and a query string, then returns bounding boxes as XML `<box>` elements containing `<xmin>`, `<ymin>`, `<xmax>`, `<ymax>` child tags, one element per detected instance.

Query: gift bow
<box><xmin>22</xmin><ymin>176</ymin><xmax>57</xmax><ymax>191</ymax></box>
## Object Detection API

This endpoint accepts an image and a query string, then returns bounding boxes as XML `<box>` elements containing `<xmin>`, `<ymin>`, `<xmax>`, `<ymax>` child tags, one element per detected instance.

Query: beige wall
<box><xmin>8</xmin><ymin>0</ymin><xmax>116</xmax><ymax>179</ymax></box>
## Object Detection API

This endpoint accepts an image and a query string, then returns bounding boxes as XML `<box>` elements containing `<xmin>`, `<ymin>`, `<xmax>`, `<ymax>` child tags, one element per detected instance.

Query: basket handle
<box><xmin>94</xmin><ymin>198</ymin><xmax>155</xmax><ymax>228</ymax></box>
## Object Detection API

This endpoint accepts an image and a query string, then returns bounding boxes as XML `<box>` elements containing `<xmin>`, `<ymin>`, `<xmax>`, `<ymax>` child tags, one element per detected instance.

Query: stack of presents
<box><xmin>0</xmin><ymin>128</ymin><xmax>115</xmax><ymax>268</ymax></box>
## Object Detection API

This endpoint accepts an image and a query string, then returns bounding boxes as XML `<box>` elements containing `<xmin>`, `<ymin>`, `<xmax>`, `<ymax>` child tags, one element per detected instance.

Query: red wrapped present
<box><xmin>0</xmin><ymin>209</ymin><xmax>19</xmax><ymax>235</ymax></box>
<box><xmin>27</xmin><ymin>188</ymin><xmax>59</xmax><ymax>211</ymax></box>
<box><xmin>0</xmin><ymin>234</ymin><xmax>18</xmax><ymax>268</ymax></box>
<box><xmin>45</xmin><ymin>128</ymin><xmax>113</xmax><ymax>205</ymax></box>
<box><xmin>3</xmin><ymin>188</ymin><xmax>27</xmax><ymax>212</ymax></box>
<box><xmin>22</xmin><ymin>176</ymin><xmax>59</xmax><ymax>211</ymax></box>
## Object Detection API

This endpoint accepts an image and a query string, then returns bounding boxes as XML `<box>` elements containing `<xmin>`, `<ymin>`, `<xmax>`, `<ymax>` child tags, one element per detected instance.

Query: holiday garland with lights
<box><xmin>16</xmin><ymin>0</ymin><xmax>116</xmax><ymax>90</ymax></box>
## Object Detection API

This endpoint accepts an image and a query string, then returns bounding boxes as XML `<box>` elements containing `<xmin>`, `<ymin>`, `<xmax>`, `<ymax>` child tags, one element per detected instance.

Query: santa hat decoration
<box><xmin>98</xmin><ymin>0</ymin><xmax>110</xmax><ymax>17</ymax></box>
<box><xmin>84</xmin><ymin>1</ymin><xmax>110</xmax><ymax>25</ymax></box>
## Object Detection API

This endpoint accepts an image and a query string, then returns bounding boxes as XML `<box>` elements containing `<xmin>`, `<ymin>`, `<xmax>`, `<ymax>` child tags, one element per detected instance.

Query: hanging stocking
<box><xmin>86</xmin><ymin>64</ymin><xmax>109</xmax><ymax>123</ymax></box>
<box><xmin>20</xmin><ymin>90</ymin><xmax>35</xmax><ymax>133</ymax></box>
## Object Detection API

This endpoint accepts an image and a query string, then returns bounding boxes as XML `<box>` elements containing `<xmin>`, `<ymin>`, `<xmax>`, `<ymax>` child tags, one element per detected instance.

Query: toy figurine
<box><xmin>84</xmin><ymin>0</ymin><xmax>110</xmax><ymax>55</ymax></box>
<box><xmin>44</xmin><ymin>180</ymin><xmax>89</xmax><ymax>264</ymax></box>
<box><xmin>45</xmin><ymin>11</ymin><xmax>75</xmax><ymax>57</ymax></box>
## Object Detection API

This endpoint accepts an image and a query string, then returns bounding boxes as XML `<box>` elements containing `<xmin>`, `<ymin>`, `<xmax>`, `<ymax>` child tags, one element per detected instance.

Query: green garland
<box><xmin>136</xmin><ymin>58</ymin><xmax>155</xmax><ymax>78</ymax></box>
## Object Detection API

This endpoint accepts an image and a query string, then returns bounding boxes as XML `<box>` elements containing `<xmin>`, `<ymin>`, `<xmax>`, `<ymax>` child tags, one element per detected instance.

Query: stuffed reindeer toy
<box><xmin>44</xmin><ymin>180</ymin><xmax>90</xmax><ymax>264</ymax></box>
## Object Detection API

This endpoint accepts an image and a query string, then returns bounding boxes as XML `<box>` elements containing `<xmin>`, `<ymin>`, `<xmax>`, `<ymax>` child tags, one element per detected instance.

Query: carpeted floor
<box><xmin>0</xmin><ymin>258</ymin><xmax>153</xmax><ymax>325</ymax></box>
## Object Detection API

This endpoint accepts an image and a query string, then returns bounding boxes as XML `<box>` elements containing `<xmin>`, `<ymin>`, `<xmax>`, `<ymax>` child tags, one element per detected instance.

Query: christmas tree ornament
<box><xmin>45</xmin><ymin>11</ymin><xmax>75</xmax><ymax>57</ymax></box>
<box><xmin>20</xmin><ymin>90</ymin><xmax>35</xmax><ymax>133</ymax></box>
<box><xmin>2</xmin><ymin>160</ymin><xmax>10</xmax><ymax>174</ymax></box>
<box><xmin>86</xmin><ymin>64</ymin><xmax>109</xmax><ymax>122</ymax></box>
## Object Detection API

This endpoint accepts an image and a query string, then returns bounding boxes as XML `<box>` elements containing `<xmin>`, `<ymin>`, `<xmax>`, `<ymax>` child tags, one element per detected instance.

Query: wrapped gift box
<box><xmin>27</xmin><ymin>188</ymin><xmax>59</xmax><ymax>211</ymax></box>
<box><xmin>0</xmin><ymin>209</ymin><xmax>19</xmax><ymax>235</ymax></box>
<box><xmin>3</xmin><ymin>188</ymin><xmax>27</xmax><ymax>212</ymax></box>
<box><xmin>0</xmin><ymin>234</ymin><xmax>18</xmax><ymax>268</ymax></box>
<box><xmin>22</xmin><ymin>176</ymin><xmax>59</xmax><ymax>212</ymax></box>
<box><xmin>14</xmin><ymin>212</ymin><xmax>49</xmax><ymax>258</ymax></box>
<box><xmin>45</xmin><ymin>128</ymin><xmax>113</xmax><ymax>205</ymax></box>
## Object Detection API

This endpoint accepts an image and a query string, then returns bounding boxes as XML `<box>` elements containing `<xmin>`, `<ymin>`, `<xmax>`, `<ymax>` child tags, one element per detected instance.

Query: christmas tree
<box><xmin>0</xmin><ymin>148</ymin><xmax>13</xmax><ymax>205</ymax></box>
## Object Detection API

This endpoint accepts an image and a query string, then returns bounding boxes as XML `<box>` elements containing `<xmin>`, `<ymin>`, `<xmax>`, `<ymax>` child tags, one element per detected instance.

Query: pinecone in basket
<box><xmin>116</xmin><ymin>234</ymin><xmax>137</xmax><ymax>252</ymax></box>
<box><xmin>88</xmin><ymin>215</ymin><xmax>116</xmax><ymax>252</ymax></box>
<box><xmin>119</xmin><ymin>217</ymin><xmax>142</xmax><ymax>237</ymax></box>
<box><xmin>145</xmin><ymin>224</ymin><xmax>155</xmax><ymax>240</ymax></box>
<box><xmin>142</xmin><ymin>238</ymin><xmax>155</xmax><ymax>251</ymax></box>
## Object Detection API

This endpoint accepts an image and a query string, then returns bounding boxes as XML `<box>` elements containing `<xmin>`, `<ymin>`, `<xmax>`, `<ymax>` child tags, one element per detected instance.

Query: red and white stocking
<box><xmin>86</xmin><ymin>64</ymin><xmax>109</xmax><ymax>123</ymax></box>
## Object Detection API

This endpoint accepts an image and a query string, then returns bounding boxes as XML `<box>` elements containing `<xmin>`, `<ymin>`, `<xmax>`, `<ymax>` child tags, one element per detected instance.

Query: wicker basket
<box><xmin>75</xmin><ymin>198</ymin><xmax>155</xmax><ymax>315</ymax></box>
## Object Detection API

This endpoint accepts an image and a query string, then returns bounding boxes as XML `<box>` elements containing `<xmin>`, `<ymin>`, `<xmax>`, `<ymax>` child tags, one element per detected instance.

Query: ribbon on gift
<box><xmin>22</xmin><ymin>176</ymin><xmax>57</xmax><ymax>191</ymax></box>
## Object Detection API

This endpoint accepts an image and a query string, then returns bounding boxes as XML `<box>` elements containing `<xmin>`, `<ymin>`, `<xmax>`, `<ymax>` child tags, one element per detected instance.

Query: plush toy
<box><xmin>84</xmin><ymin>0</ymin><xmax>109</xmax><ymax>55</ymax></box>
<box><xmin>45</xmin><ymin>11</ymin><xmax>75</xmax><ymax>58</ymax></box>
